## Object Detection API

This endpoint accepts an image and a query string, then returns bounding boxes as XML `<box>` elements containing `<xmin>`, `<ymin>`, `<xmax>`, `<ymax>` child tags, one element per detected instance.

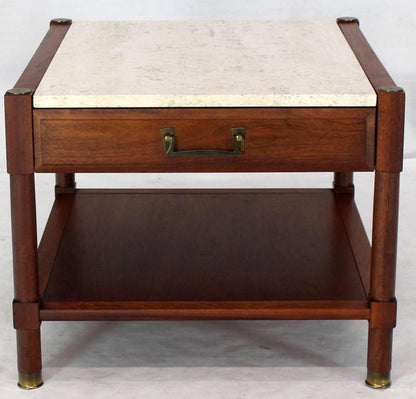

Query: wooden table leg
<box><xmin>10</xmin><ymin>174</ymin><xmax>43</xmax><ymax>389</ymax></box>
<box><xmin>366</xmin><ymin>171</ymin><xmax>400</xmax><ymax>388</ymax></box>
<box><xmin>333</xmin><ymin>172</ymin><xmax>354</xmax><ymax>193</ymax></box>
<box><xmin>55</xmin><ymin>173</ymin><xmax>76</xmax><ymax>195</ymax></box>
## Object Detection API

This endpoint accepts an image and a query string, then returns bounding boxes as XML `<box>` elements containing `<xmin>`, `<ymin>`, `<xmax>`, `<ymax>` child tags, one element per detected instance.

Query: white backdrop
<box><xmin>1</xmin><ymin>2</ymin><xmax>415</xmax><ymax>398</ymax></box>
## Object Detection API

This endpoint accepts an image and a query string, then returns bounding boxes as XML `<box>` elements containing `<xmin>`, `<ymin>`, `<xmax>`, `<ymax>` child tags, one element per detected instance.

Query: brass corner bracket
<box><xmin>379</xmin><ymin>86</ymin><xmax>404</xmax><ymax>93</ymax></box>
<box><xmin>337</xmin><ymin>17</ymin><xmax>359</xmax><ymax>24</ymax></box>
<box><xmin>50</xmin><ymin>18</ymin><xmax>72</xmax><ymax>25</ymax></box>
<box><xmin>6</xmin><ymin>88</ymin><xmax>32</xmax><ymax>96</ymax></box>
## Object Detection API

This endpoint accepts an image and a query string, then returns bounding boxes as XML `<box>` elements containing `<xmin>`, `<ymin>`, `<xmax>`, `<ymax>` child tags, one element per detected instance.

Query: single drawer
<box><xmin>33</xmin><ymin>108</ymin><xmax>375</xmax><ymax>172</ymax></box>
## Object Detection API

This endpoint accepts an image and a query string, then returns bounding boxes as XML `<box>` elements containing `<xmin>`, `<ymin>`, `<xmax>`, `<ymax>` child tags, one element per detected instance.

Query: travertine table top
<box><xmin>33</xmin><ymin>20</ymin><xmax>377</xmax><ymax>108</ymax></box>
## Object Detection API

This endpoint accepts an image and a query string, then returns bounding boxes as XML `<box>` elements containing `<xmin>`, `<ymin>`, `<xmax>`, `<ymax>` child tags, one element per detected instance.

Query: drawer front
<box><xmin>34</xmin><ymin>108</ymin><xmax>375</xmax><ymax>172</ymax></box>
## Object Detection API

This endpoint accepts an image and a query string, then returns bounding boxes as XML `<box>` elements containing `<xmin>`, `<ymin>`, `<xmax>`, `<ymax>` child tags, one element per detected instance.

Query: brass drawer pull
<box><xmin>160</xmin><ymin>127</ymin><xmax>246</xmax><ymax>157</ymax></box>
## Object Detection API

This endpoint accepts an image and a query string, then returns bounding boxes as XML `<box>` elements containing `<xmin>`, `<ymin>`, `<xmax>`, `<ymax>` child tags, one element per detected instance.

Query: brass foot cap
<box><xmin>365</xmin><ymin>371</ymin><xmax>391</xmax><ymax>389</ymax></box>
<box><xmin>18</xmin><ymin>372</ymin><xmax>43</xmax><ymax>390</ymax></box>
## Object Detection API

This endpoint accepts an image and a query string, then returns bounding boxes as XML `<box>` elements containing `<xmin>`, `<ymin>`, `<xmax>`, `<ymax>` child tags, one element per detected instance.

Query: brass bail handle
<box><xmin>160</xmin><ymin>127</ymin><xmax>246</xmax><ymax>157</ymax></box>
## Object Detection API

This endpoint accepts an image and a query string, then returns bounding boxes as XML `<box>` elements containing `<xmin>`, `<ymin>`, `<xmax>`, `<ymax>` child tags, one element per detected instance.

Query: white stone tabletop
<box><xmin>33</xmin><ymin>20</ymin><xmax>376</xmax><ymax>108</ymax></box>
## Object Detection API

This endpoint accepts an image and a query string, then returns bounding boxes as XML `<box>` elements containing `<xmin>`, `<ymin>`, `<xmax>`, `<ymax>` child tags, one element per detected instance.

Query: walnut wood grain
<box><xmin>6</xmin><ymin>23</ymin><xmax>71</xmax><ymax>174</ymax></box>
<box><xmin>39</xmin><ymin>189</ymin><xmax>369</xmax><ymax>320</ymax></box>
<box><xmin>55</xmin><ymin>174</ymin><xmax>75</xmax><ymax>188</ymax></box>
<box><xmin>5</xmin><ymin>18</ymin><xmax>404</xmax><ymax>386</ymax></box>
<box><xmin>16</xmin><ymin>330</ymin><xmax>42</xmax><ymax>374</ymax></box>
<box><xmin>40</xmin><ymin>302</ymin><xmax>370</xmax><ymax>321</ymax></box>
<box><xmin>338</xmin><ymin>20</ymin><xmax>405</xmax><ymax>383</ymax></box>
<box><xmin>10</xmin><ymin>174</ymin><xmax>42</xmax><ymax>377</ymax></box>
<box><xmin>334</xmin><ymin>193</ymin><xmax>371</xmax><ymax>296</ymax></box>
<box><xmin>333</xmin><ymin>172</ymin><xmax>354</xmax><ymax>194</ymax></box>
<box><xmin>5</xmin><ymin>93</ymin><xmax>34</xmax><ymax>174</ymax></box>
<box><xmin>13</xmin><ymin>301</ymin><xmax>40</xmax><ymax>330</ymax></box>
<box><xmin>14</xmin><ymin>23</ymin><xmax>71</xmax><ymax>90</ymax></box>
<box><xmin>338</xmin><ymin>20</ymin><xmax>405</xmax><ymax>175</ymax></box>
<box><xmin>370</xmin><ymin>300</ymin><xmax>397</xmax><ymax>329</ymax></box>
<box><xmin>376</xmin><ymin>90</ymin><xmax>405</xmax><ymax>172</ymax></box>
<box><xmin>367</xmin><ymin>328</ymin><xmax>393</xmax><ymax>374</ymax></box>
<box><xmin>10</xmin><ymin>175</ymin><xmax>39</xmax><ymax>301</ymax></box>
<box><xmin>33</xmin><ymin>108</ymin><xmax>376</xmax><ymax>173</ymax></box>
<box><xmin>337</xmin><ymin>20</ymin><xmax>395</xmax><ymax>89</ymax></box>
<box><xmin>38</xmin><ymin>194</ymin><xmax>74</xmax><ymax>298</ymax></box>
<box><xmin>55</xmin><ymin>173</ymin><xmax>76</xmax><ymax>195</ymax></box>
<box><xmin>366</xmin><ymin>171</ymin><xmax>401</xmax><ymax>380</ymax></box>
<box><xmin>370</xmin><ymin>172</ymin><xmax>400</xmax><ymax>303</ymax></box>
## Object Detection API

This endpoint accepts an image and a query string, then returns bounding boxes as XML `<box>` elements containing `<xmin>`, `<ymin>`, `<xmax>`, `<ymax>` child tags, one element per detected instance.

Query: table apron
<box><xmin>33</xmin><ymin>108</ymin><xmax>375</xmax><ymax>173</ymax></box>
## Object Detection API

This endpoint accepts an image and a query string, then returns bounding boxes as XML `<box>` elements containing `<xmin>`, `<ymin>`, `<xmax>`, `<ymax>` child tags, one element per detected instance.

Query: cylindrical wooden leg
<box><xmin>367</xmin><ymin>172</ymin><xmax>400</xmax><ymax>389</ymax></box>
<box><xmin>55</xmin><ymin>173</ymin><xmax>76</xmax><ymax>194</ymax></box>
<box><xmin>17</xmin><ymin>330</ymin><xmax>43</xmax><ymax>389</ymax></box>
<box><xmin>366</xmin><ymin>328</ymin><xmax>393</xmax><ymax>388</ymax></box>
<box><xmin>10</xmin><ymin>174</ymin><xmax>43</xmax><ymax>389</ymax></box>
<box><xmin>333</xmin><ymin>172</ymin><xmax>354</xmax><ymax>193</ymax></box>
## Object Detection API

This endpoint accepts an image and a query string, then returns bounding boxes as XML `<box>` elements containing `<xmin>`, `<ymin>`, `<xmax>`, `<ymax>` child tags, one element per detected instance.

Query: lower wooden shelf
<box><xmin>38</xmin><ymin>188</ymin><xmax>371</xmax><ymax>321</ymax></box>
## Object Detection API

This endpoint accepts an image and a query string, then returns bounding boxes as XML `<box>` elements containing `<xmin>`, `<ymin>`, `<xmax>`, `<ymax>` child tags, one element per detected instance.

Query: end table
<box><xmin>5</xmin><ymin>18</ymin><xmax>404</xmax><ymax>389</ymax></box>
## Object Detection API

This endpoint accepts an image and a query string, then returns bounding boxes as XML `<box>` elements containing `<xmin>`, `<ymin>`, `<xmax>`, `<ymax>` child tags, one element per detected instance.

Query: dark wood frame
<box><xmin>5</xmin><ymin>18</ymin><xmax>404</xmax><ymax>389</ymax></box>
<box><xmin>338</xmin><ymin>19</ymin><xmax>405</xmax><ymax>388</ymax></box>
<box><xmin>5</xmin><ymin>19</ymin><xmax>73</xmax><ymax>390</ymax></box>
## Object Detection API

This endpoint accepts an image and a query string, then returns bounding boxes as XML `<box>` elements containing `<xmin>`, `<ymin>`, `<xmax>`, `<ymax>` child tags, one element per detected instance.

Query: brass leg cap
<box><xmin>365</xmin><ymin>370</ymin><xmax>391</xmax><ymax>389</ymax></box>
<box><xmin>18</xmin><ymin>372</ymin><xmax>43</xmax><ymax>390</ymax></box>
